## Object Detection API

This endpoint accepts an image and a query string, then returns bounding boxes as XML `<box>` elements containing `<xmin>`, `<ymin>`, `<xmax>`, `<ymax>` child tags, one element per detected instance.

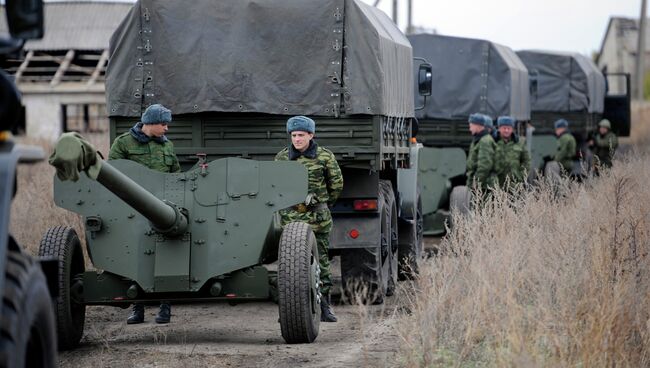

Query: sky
<box><xmin>362</xmin><ymin>0</ymin><xmax>643</xmax><ymax>55</ymax></box>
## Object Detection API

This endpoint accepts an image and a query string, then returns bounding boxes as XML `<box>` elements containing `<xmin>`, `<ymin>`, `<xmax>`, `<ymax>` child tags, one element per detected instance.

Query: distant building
<box><xmin>0</xmin><ymin>1</ymin><xmax>132</xmax><ymax>139</ymax></box>
<box><xmin>597</xmin><ymin>16</ymin><xmax>650</xmax><ymax>97</ymax></box>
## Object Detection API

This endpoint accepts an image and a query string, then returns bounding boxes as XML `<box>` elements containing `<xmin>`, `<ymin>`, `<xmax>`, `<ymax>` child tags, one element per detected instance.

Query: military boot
<box><xmin>320</xmin><ymin>295</ymin><xmax>337</xmax><ymax>322</ymax></box>
<box><xmin>126</xmin><ymin>303</ymin><xmax>144</xmax><ymax>324</ymax></box>
<box><xmin>155</xmin><ymin>302</ymin><xmax>171</xmax><ymax>324</ymax></box>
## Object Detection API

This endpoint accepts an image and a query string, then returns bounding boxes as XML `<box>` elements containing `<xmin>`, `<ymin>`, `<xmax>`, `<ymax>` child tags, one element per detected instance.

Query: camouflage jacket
<box><xmin>108</xmin><ymin>126</ymin><xmax>181</xmax><ymax>173</ymax></box>
<box><xmin>494</xmin><ymin>134</ymin><xmax>531</xmax><ymax>186</ymax></box>
<box><xmin>554</xmin><ymin>131</ymin><xmax>576</xmax><ymax>172</ymax></box>
<box><xmin>275</xmin><ymin>141</ymin><xmax>343</xmax><ymax>207</ymax></box>
<box><xmin>466</xmin><ymin>130</ymin><xmax>497</xmax><ymax>191</ymax></box>
<box><xmin>593</xmin><ymin>131</ymin><xmax>618</xmax><ymax>167</ymax></box>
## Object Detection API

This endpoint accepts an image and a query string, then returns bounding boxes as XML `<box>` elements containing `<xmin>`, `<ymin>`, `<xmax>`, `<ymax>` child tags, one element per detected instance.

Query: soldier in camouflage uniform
<box><xmin>109</xmin><ymin>104</ymin><xmax>180</xmax><ymax>325</ymax></box>
<box><xmin>275</xmin><ymin>116</ymin><xmax>343</xmax><ymax>323</ymax></box>
<box><xmin>494</xmin><ymin>116</ymin><xmax>530</xmax><ymax>188</ymax></box>
<box><xmin>589</xmin><ymin>119</ymin><xmax>618</xmax><ymax>170</ymax></box>
<box><xmin>466</xmin><ymin>113</ymin><xmax>497</xmax><ymax>193</ymax></box>
<box><xmin>552</xmin><ymin>119</ymin><xmax>577</xmax><ymax>174</ymax></box>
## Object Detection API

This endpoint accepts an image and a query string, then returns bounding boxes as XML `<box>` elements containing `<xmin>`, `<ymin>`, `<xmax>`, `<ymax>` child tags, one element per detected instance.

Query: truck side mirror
<box><xmin>418</xmin><ymin>63</ymin><xmax>432</xmax><ymax>96</ymax></box>
<box><xmin>5</xmin><ymin>0</ymin><xmax>44</xmax><ymax>40</ymax></box>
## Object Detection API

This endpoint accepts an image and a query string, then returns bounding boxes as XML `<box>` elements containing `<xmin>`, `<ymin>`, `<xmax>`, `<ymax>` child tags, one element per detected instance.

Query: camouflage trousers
<box><xmin>280</xmin><ymin>207</ymin><xmax>333</xmax><ymax>295</ymax></box>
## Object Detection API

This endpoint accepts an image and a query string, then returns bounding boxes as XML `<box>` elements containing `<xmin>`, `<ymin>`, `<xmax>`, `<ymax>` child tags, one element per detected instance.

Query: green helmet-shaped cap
<box><xmin>598</xmin><ymin>119</ymin><xmax>611</xmax><ymax>129</ymax></box>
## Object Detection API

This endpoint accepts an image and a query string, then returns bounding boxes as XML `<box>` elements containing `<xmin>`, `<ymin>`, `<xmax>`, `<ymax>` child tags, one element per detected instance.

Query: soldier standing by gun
<box><xmin>589</xmin><ymin>119</ymin><xmax>618</xmax><ymax>170</ymax></box>
<box><xmin>275</xmin><ymin>116</ymin><xmax>343</xmax><ymax>323</ymax></box>
<box><xmin>494</xmin><ymin>116</ymin><xmax>531</xmax><ymax>190</ymax></box>
<box><xmin>466</xmin><ymin>113</ymin><xmax>497</xmax><ymax>195</ymax></box>
<box><xmin>552</xmin><ymin>119</ymin><xmax>577</xmax><ymax>175</ymax></box>
<box><xmin>108</xmin><ymin>103</ymin><xmax>181</xmax><ymax>324</ymax></box>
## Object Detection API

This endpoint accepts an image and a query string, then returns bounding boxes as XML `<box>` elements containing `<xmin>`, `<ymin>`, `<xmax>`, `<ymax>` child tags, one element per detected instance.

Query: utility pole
<box><xmin>635</xmin><ymin>0</ymin><xmax>647</xmax><ymax>100</ymax></box>
<box><xmin>407</xmin><ymin>0</ymin><xmax>413</xmax><ymax>34</ymax></box>
<box><xmin>392</xmin><ymin>0</ymin><xmax>398</xmax><ymax>26</ymax></box>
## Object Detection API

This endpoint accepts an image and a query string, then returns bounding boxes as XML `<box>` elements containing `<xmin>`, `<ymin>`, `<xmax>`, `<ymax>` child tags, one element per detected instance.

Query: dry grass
<box><xmin>9</xmin><ymin>132</ymin><xmax>110</xmax><ymax>256</ymax></box>
<box><xmin>397</xmin><ymin>155</ymin><xmax>650</xmax><ymax>367</ymax></box>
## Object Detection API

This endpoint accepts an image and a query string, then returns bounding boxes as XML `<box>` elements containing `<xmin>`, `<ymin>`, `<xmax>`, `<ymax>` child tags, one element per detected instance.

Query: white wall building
<box><xmin>0</xmin><ymin>1</ymin><xmax>132</xmax><ymax>140</ymax></box>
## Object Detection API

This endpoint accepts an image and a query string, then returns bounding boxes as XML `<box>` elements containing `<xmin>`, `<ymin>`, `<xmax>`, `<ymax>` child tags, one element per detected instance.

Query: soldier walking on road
<box><xmin>275</xmin><ymin>116</ymin><xmax>344</xmax><ymax>323</ymax></box>
<box><xmin>494</xmin><ymin>116</ymin><xmax>530</xmax><ymax>189</ymax></box>
<box><xmin>466</xmin><ymin>113</ymin><xmax>497</xmax><ymax>194</ymax></box>
<box><xmin>109</xmin><ymin>103</ymin><xmax>181</xmax><ymax>324</ymax></box>
<box><xmin>589</xmin><ymin>119</ymin><xmax>618</xmax><ymax>170</ymax></box>
<box><xmin>552</xmin><ymin>119</ymin><xmax>577</xmax><ymax>175</ymax></box>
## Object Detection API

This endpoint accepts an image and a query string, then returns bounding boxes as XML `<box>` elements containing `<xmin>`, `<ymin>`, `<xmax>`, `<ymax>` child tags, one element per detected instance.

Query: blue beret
<box><xmin>468</xmin><ymin>113</ymin><xmax>489</xmax><ymax>126</ymax></box>
<box><xmin>497</xmin><ymin>116</ymin><xmax>516</xmax><ymax>127</ymax></box>
<box><xmin>141</xmin><ymin>104</ymin><xmax>172</xmax><ymax>124</ymax></box>
<box><xmin>554</xmin><ymin>119</ymin><xmax>569</xmax><ymax>129</ymax></box>
<box><xmin>286</xmin><ymin>116</ymin><xmax>315</xmax><ymax>134</ymax></box>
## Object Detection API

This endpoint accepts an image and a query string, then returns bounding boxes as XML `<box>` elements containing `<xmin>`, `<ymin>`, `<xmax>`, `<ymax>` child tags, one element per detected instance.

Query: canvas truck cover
<box><xmin>408</xmin><ymin>34</ymin><xmax>530</xmax><ymax>121</ymax></box>
<box><xmin>516</xmin><ymin>50</ymin><xmax>606</xmax><ymax>114</ymax></box>
<box><xmin>106</xmin><ymin>0</ymin><xmax>414</xmax><ymax>119</ymax></box>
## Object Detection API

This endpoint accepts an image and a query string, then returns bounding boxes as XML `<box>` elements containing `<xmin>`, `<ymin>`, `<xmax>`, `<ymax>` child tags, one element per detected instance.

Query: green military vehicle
<box><xmin>43</xmin><ymin>0</ymin><xmax>429</xmax><ymax>349</ymax></box>
<box><xmin>0</xmin><ymin>1</ymin><xmax>58</xmax><ymax>366</ymax></box>
<box><xmin>408</xmin><ymin>34</ymin><xmax>530</xmax><ymax>235</ymax></box>
<box><xmin>516</xmin><ymin>50</ymin><xmax>631</xmax><ymax>176</ymax></box>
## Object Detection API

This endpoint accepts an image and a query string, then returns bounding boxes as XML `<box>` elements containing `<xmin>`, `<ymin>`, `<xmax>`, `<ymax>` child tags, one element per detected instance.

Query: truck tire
<box><xmin>0</xmin><ymin>250</ymin><xmax>57</xmax><ymax>368</ymax></box>
<box><xmin>450</xmin><ymin>186</ymin><xmax>471</xmax><ymax>217</ymax></box>
<box><xmin>39</xmin><ymin>226</ymin><xmax>86</xmax><ymax>351</ymax></box>
<box><xmin>398</xmin><ymin>195</ymin><xmax>423</xmax><ymax>280</ymax></box>
<box><xmin>380</xmin><ymin>181</ymin><xmax>398</xmax><ymax>297</ymax></box>
<box><xmin>278</xmin><ymin>222</ymin><xmax>320</xmax><ymax>344</ymax></box>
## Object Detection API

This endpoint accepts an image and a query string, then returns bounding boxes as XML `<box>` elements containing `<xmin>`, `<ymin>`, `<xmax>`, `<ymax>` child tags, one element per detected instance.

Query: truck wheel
<box><xmin>278</xmin><ymin>222</ymin><xmax>320</xmax><ymax>344</ymax></box>
<box><xmin>544</xmin><ymin>161</ymin><xmax>561</xmax><ymax>183</ymax></box>
<box><xmin>380</xmin><ymin>181</ymin><xmax>398</xmax><ymax>297</ymax></box>
<box><xmin>341</xmin><ymin>247</ymin><xmax>386</xmax><ymax>304</ymax></box>
<box><xmin>398</xmin><ymin>195</ymin><xmax>423</xmax><ymax>280</ymax></box>
<box><xmin>39</xmin><ymin>226</ymin><xmax>86</xmax><ymax>350</ymax></box>
<box><xmin>450</xmin><ymin>186</ymin><xmax>471</xmax><ymax>217</ymax></box>
<box><xmin>0</xmin><ymin>250</ymin><xmax>57</xmax><ymax>368</ymax></box>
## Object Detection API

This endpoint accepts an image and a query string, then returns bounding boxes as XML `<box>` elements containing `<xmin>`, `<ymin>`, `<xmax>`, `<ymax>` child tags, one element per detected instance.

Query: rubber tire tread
<box><xmin>379</xmin><ymin>181</ymin><xmax>398</xmax><ymax>297</ymax></box>
<box><xmin>398</xmin><ymin>195</ymin><xmax>423</xmax><ymax>280</ymax></box>
<box><xmin>38</xmin><ymin>226</ymin><xmax>86</xmax><ymax>351</ymax></box>
<box><xmin>278</xmin><ymin>222</ymin><xmax>320</xmax><ymax>344</ymax></box>
<box><xmin>0</xmin><ymin>250</ymin><xmax>57</xmax><ymax>368</ymax></box>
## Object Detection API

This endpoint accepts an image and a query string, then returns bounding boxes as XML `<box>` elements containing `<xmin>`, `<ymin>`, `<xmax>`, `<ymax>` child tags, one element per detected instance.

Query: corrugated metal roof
<box><xmin>0</xmin><ymin>1</ymin><xmax>133</xmax><ymax>51</ymax></box>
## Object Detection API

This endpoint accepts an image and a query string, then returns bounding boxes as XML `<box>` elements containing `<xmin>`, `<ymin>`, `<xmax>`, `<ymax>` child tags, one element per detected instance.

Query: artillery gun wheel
<box><xmin>380</xmin><ymin>181</ymin><xmax>398</xmax><ymax>297</ymax></box>
<box><xmin>450</xmin><ymin>186</ymin><xmax>471</xmax><ymax>218</ymax></box>
<box><xmin>544</xmin><ymin>161</ymin><xmax>562</xmax><ymax>184</ymax></box>
<box><xmin>278</xmin><ymin>222</ymin><xmax>320</xmax><ymax>344</ymax></box>
<box><xmin>39</xmin><ymin>226</ymin><xmax>86</xmax><ymax>350</ymax></box>
<box><xmin>398</xmin><ymin>194</ymin><xmax>423</xmax><ymax>280</ymax></box>
<box><xmin>0</xmin><ymin>250</ymin><xmax>57</xmax><ymax>368</ymax></box>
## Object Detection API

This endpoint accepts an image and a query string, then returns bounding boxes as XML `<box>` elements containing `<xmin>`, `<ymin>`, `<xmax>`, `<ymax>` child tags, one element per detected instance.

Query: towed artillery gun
<box><xmin>44</xmin><ymin>133</ymin><xmax>323</xmax><ymax>348</ymax></box>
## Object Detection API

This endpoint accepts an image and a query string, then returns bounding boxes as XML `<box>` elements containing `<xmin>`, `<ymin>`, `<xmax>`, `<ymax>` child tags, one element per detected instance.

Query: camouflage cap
<box><xmin>286</xmin><ymin>116</ymin><xmax>315</xmax><ymax>134</ymax></box>
<box><xmin>554</xmin><ymin>119</ymin><xmax>569</xmax><ymax>129</ymax></box>
<box><xmin>142</xmin><ymin>104</ymin><xmax>172</xmax><ymax>124</ymax></box>
<box><xmin>468</xmin><ymin>113</ymin><xmax>490</xmax><ymax>126</ymax></box>
<box><xmin>598</xmin><ymin>119</ymin><xmax>611</xmax><ymax>129</ymax></box>
<box><xmin>497</xmin><ymin>116</ymin><xmax>516</xmax><ymax>127</ymax></box>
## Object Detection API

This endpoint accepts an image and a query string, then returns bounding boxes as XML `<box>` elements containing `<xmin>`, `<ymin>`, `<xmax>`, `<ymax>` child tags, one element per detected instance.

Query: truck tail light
<box><xmin>353</xmin><ymin>199</ymin><xmax>378</xmax><ymax>211</ymax></box>
<box><xmin>349</xmin><ymin>229</ymin><xmax>360</xmax><ymax>239</ymax></box>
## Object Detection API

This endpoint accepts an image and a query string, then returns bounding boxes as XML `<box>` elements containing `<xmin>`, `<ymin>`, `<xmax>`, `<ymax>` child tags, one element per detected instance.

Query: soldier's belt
<box><xmin>293</xmin><ymin>203</ymin><xmax>328</xmax><ymax>213</ymax></box>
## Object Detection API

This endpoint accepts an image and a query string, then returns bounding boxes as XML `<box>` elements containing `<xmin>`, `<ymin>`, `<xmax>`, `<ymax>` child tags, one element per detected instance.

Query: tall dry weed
<box><xmin>397</xmin><ymin>152</ymin><xmax>650</xmax><ymax>367</ymax></box>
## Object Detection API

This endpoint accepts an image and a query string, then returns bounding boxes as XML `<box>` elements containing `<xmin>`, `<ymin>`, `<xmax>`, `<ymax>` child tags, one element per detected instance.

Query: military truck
<box><xmin>0</xmin><ymin>0</ymin><xmax>58</xmax><ymax>366</ymax></box>
<box><xmin>40</xmin><ymin>0</ymin><xmax>430</xmax><ymax>349</ymax></box>
<box><xmin>408</xmin><ymin>34</ymin><xmax>530</xmax><ymax>235</ymax></box>
<box><xmin>516</xmin><ymin>50</ymin><xmax>631</xmax><ymax>176</ymax></box>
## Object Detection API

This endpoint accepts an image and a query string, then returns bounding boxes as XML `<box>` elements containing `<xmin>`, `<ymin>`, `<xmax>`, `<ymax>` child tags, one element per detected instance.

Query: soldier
<box><xmin>494</xmin><ymin>116</ymin><xmax>530</xmax><ymax>188</ymax></box>
<box><xmin>109</xmin><ymin>103</ymin><xmax>180</xmax><ymax>324</ymax></box>
<box><xmin>589</xmin><ymin>119</ymin><xmax>618</xmax><ymax>169</ymax></box>
<box><xmin>466</xmin><ymin>113</ymin><xmax>497</xmax><ymax>193</ymax></box>
<box><xmin>275</xmin><ymin>116</ymin><xmax>343</xmax><ymax>323</ymax></box>
<box><xmin>552</xmin><ymin>119</ymin><xmax>577</xmax><ymax>174</ymax></box>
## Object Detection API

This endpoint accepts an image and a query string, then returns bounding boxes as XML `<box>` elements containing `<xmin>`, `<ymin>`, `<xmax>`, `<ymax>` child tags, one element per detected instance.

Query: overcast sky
<box><xmin>362</xmin><ymin>0</ymin><xmax>643</xmax><ymax>55</ymax></box>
